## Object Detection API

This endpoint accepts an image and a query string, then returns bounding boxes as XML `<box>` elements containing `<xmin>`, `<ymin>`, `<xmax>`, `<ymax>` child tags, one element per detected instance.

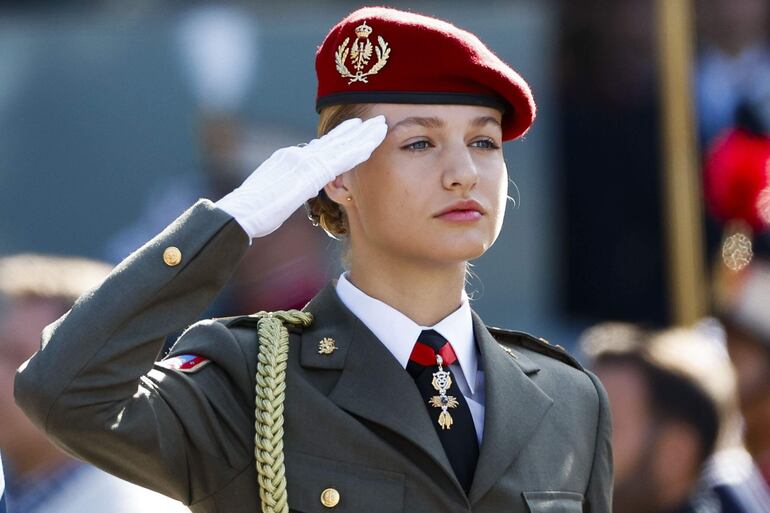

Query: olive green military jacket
<box><xmin>15</xmin><ymin>200</ymin><xmax>612</xmax><ymax>513</ymax></box>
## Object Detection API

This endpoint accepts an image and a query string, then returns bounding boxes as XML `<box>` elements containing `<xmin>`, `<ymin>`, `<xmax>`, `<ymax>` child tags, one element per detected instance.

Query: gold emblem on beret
<box><xmin>335</xmin><ymin>21</ymin><xmax>390</xmax><ymax>84</ymax></box>
<box><xmin>318</xmin><ymin>337</ymin><xmax>338</xmax><ymax>355</ymax></box>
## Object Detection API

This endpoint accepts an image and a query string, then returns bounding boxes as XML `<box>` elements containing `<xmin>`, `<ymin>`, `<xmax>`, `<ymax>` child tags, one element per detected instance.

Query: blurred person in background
<box><xmin>697</xmin><ymin>0</ymin><xmax>770</xmax><ymax>260</ymax></box>
<box><xmin>713</xmin><ymin>244</ymin><xmax>770</xmax><ymax>488</ymax></box>
<box><xmin>104</xmin><ymin>5</ymin><xmax>329</xmax><ymax>317</ymax></box>
<box><xmin>581</xmin><ymin>323</ymin><xmax>770</xmax><ymax>513</ymax></box>
<box><xmin>105</xmin><ymin>110</ymin><xmax>329</xmax><ymax>318</ymax></box>
<box><xmin>0</xmin><ymin>254</ymin><xmax>189</xmax><ymax>513</ymax></box>
<box><xmin>696</xmin><ymin>0</ymin><xmax>770</xmax><ymax>146</ymax></box>
<box><xmin>704</xmin><ymin>84</ymin><xmax>770</xmax><ymax>489</ymax></box>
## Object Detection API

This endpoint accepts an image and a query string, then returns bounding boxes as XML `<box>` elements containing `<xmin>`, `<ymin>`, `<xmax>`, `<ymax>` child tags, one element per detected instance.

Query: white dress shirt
<box><xmin>335</xmin><ymin>273</ymin><xmax>486</xmax><ymax>442</ymax></box>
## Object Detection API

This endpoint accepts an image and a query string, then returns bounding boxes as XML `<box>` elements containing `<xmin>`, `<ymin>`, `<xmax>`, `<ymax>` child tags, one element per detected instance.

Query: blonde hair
<box><xmin>0</xmin><ymin>253</ymin><xmax>112</xmax><ymax>305</ymax></box>
<box><xmin>306</xmin><ymin>103</ymin><xmax>371</xmax><ymax>238</ymax></box>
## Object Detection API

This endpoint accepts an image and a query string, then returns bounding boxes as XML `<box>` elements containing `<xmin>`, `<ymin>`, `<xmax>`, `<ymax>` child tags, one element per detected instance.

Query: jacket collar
<box><xmin>334</xmin><ymin>273</ymin><xmax>478</xmax><ymax>393</ymax></box>
<box><xmin>299</xmin><ymin>284</ymin><xmax>554</xmax><ymax>504</ymax></box>
<box><xmin>301</xmin><ymin>284</ymin><xmax>458</xmax><ymax>488</ymax></box>
<box><xmin>467</xmin><ymin>311</ymin><xmax>553</xmax><ymax>504</ymax></box>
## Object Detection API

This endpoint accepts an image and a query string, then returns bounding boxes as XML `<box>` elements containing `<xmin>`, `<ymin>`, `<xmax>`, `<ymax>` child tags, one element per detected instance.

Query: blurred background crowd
<box><xmin>0</xmin><ymin>0</ymin><xmax>769</xmax><ymax>512</ymax></box>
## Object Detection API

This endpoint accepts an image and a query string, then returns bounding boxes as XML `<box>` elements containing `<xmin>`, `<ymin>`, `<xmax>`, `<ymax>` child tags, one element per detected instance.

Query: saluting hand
<box><xmin>216</xmin><ymin>115</ymin><xmax>388</xmax><ymax>239</ymax></box>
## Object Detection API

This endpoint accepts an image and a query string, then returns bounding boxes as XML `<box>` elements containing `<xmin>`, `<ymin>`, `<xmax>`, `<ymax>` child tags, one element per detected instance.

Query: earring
<box><xmin>346</xmin><ymin>196</ymin><xmax>352</xmax><ymax>201</ymax></box>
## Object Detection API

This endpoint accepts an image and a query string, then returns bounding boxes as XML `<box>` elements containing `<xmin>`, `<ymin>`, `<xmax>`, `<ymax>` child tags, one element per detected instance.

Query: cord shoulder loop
<box><xmin>251</xmin><ymin>310</ymin><xmax>314</xmax><ymax>513</ymax></box>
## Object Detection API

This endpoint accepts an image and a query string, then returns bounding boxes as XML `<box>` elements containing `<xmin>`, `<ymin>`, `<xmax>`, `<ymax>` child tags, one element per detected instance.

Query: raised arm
<box><xmin>14</xmin><ymin>116</ymin><xmax>387</xmax><ymax>505</ymax></box>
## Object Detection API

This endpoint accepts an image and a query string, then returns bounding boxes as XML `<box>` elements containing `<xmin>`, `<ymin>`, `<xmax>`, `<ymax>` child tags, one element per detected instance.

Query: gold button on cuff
<box><xmin>320</xmin><ymin>488</ymin><xmax>340</xmax><ymax>508</ymax></box>
<box><xmin>163</xmin><ymin>246</ymin><xmax>182</xmax><ymax>267</ymax></box>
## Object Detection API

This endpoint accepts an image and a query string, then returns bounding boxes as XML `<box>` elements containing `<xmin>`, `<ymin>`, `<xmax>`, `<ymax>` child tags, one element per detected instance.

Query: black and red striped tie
<box><xmin>406</xmin><ymin>329</ymin><xmax>479</xmax><ymax>493</ymax></box>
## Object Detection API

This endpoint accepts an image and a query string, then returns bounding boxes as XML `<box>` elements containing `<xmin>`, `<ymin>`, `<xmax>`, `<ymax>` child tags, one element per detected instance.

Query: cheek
<box><xmin>483</xmin><ymin>162</ymin><xmax>509</xmax><ymax>231</ymax></box>
<box><xmin>355</xmin><ymin>155</ymin><xmax>427</xmax><ymax>222</ymax></box>
<box><xmin>495</xmin><ymin>168</ymin><xmax>509</xmax><ymax>209</ymax></box>
<box><xmin>379</xmin><ymin>183</ymin><xmax>426</xmax><ymax>237</ymax></box>
<box><xmin>353</xmin><ymin>168</ymin><xmax>412</xmax><ymax>236</ymax></box>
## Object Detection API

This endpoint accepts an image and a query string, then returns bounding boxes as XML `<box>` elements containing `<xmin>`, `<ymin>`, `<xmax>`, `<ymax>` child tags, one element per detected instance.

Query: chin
<box><xmin>424</xmin><ymin>238</ymin><xmax>491</xmax><ymax>263</ymax></box>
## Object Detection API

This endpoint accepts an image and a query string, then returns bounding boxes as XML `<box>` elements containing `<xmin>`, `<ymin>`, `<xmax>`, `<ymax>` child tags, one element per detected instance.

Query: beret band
<box><xmin>316</xmin><ymin>91</ymin><xmax>508</xmax><ymax>114</ymax></box>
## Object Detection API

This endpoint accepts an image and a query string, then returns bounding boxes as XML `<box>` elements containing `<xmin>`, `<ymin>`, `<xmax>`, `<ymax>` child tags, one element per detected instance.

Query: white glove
<box><xmin>215</xmin><ymin>115</ymin><xmax>387</xmax><ymax>238</ymax></box>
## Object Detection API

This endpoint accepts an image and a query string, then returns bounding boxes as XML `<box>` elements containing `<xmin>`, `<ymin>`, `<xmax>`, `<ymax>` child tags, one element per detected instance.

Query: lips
<box><xmin>434</xmin><ymin>199</ymin><xmax>486</xmax><ymax>221</ymax></box>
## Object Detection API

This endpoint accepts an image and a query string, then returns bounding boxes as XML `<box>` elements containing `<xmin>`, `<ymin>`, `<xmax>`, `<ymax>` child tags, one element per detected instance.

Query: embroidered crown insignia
<box><xmin>335</xmin><ymin>21</ymin><xmax>391</xmax><ymax>84</ymax></box>
<box><xmin>318</xmin><ymin>337</ymin><xmax>338</xmax><ymax>355</ymax></box>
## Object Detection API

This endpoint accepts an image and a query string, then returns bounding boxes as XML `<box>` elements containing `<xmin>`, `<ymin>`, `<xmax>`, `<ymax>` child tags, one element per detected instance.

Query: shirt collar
<box><xmin>335</xmin><ymin>273</ymin><xmax>478</xmax><ymax>394</ymax></box>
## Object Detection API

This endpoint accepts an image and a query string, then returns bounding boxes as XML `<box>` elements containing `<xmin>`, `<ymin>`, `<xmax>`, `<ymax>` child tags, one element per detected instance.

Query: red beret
<box><xmin>704</xmin><ymin>128</ymin><xmax>770</xmax><ymax>231</ymax></box>
<box><xmin>315</xmin><ymin>6</ymin><xmax>536</xmax><ymax>141</ymax></box>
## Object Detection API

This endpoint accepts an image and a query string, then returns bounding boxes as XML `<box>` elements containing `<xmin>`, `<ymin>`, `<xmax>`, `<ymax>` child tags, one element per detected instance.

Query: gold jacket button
<box><xmin>163</xmin><ymin>246</ymin><xmax>182</xmax><ymax>267</ymax></box>
<box><xmin>320</xmin><ymin>488</ymin><xmax>340</xmax><ymax>508</ymax></box>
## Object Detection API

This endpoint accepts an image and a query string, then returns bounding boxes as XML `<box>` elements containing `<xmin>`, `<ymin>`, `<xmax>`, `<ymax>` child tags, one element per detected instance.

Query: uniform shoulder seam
<box><xmin>215</xmin><ymin>315</ymin><xmax>259</xmax><ymax>328</ymax></box>
<box><xmin>487</xmin><ymin>326</ymin><xmax>584</xmax><ymax>371</ymax></box>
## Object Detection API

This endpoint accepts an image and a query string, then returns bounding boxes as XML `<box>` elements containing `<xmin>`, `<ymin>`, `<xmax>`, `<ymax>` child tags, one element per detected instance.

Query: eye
<box><xmin>401</xmin><ymin>139</ymin><xmax>433</xmax><ymax>151</ymax></box>
<box><xmin>470</xmin><ymin>138</ymin><xmax>501</xmax><ymax>150</ymax></box>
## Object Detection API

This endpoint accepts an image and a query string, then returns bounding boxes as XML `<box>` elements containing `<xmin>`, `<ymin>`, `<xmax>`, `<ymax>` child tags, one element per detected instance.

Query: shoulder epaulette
<box><xmin>217</xmin><ymin>312</ymin><xmax>309</xmax><ymax>334</ymax></box>
<box><xmin>487</xmin><ymin>326</ymin><xmax>584</xmax><ymax>371</ymax></box>
<box><xmin>214</xmin><ymin>315</ymin><xmax>259</xmax><ymax>329</ymax></box>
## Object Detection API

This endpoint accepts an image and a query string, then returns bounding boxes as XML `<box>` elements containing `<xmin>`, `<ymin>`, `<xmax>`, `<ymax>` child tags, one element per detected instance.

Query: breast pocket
<box><xmin>285</xmin><ymin>451</ymin><xmax>405</xmax><ymax>513</ymax></box>
<box><xmin>523</xmin><ymin>491</ymin><xmax>584</xmax><ymax>513</ymax></box>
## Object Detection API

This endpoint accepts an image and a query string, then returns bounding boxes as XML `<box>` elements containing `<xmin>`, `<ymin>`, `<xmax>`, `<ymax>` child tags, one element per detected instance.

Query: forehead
<box><xmin>365</xmin><ymin>103</ymin><xmax>503</xmax><ymax>126</ymax></box>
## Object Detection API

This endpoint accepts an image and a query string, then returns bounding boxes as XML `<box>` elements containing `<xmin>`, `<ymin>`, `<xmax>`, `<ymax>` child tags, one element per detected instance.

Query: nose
<box><xmin>441</xmin><ymin>141</ymin><xmax>479</xmax><ymax>193</ymax></box>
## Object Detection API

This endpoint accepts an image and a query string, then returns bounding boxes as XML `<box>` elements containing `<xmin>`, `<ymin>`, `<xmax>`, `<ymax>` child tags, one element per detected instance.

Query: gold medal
<box><xmin>429</xmin><ymin>395</ymin><xmax>459</xmax><ymax>408</ymax></box>
<box><xmin>429</xmin><ymin>354</ymin><xmax>457</xmax><ymax>430</ymax></box>
<box><xmin>431</xmin><ymin>370</ymin><xmax>452</xmax><ymax>392</ymax></box>
<box><xmin>438</xmin><ymin>410</ymin><xmax>454</xmax><ymax>430</ymax></box>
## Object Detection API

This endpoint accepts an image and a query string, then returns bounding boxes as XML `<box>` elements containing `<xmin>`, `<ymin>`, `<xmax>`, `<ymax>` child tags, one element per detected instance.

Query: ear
<box><xmin>323</xmin><ymin>172</ymin><xmax>352</xmax><ymax>206</ymax></box>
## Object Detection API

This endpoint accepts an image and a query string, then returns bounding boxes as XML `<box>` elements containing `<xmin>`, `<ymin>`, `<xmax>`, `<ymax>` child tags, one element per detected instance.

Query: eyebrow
<box><xmin>471</xmin><ymin>116</ymin><xmax>502</xmax><ymax>128</ymax></box>
<box><xmin>389</xmin><ymin>115</ymin><xmax>501</xmax><ymax>132</ymax></box>
<box><xmin>390</xmin><ymin>116</ymin><xmax>444</xmax><ymax>131</ymax></box>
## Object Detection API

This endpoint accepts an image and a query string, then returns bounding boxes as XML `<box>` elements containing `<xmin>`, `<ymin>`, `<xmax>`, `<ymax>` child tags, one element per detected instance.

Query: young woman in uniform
<box><xmin>16</xmin><ymin>7</ymin><xmax>612</xmax><ymax>513</ymax></box>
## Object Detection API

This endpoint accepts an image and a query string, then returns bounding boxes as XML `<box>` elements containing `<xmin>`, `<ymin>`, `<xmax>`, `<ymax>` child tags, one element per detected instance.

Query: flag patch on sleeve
<box><xmin>160</xmin><ymin>354</ymin><xmax>210</xmax><ymax>373</ymax></box>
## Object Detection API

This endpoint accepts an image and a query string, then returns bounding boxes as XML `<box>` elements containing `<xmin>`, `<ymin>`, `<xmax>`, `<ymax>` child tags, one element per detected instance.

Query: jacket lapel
<box><xmin>469</xmin><ymin>311</ymin><xmax>554</xmax><ymax>504</ymax></box>
<box><xmin>301</xmin><ymin>284</ymin><xmax>461</xmax><ymax>494</ymax></box>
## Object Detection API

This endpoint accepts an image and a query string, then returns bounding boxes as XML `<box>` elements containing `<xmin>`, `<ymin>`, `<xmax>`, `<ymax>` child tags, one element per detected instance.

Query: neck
<box><xmin>348</xmin><ymin>248</ymin><xmax>467</xmax><ymax>326</ymax></box>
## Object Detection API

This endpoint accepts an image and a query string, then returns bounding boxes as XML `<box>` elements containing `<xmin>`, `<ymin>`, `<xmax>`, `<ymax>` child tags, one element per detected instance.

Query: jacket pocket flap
<box><xmin>285</xmin><ymin>451</ymin><xmax>404</xmax><ymax>513</ymax></box>
<box><xmin>523</xmin><ymin>491</ymin><xmax>584</xmax><ymax>513</ymax></box>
